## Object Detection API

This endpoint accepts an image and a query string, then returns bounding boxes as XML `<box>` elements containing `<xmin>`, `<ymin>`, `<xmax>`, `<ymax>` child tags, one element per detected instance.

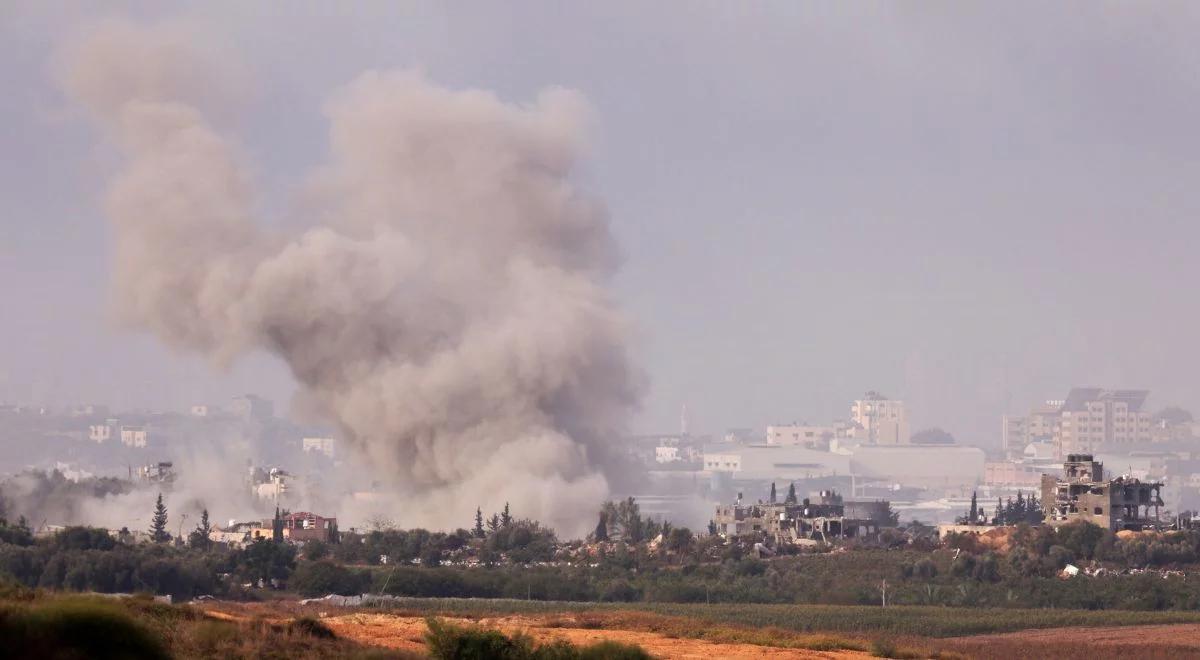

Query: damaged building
<box><xmin>713</xmin><ymin>489</ymin><xmax>897</xmax><ymax>542</ymax></box>
<box><xmin>1041</xmin><ymin>454</ymin><xmax>1164</xmax><ymax>531</ymax></box>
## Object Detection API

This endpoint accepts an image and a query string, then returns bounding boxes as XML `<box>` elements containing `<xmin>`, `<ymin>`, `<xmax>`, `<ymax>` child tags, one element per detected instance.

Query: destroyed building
<box><xmin>1041</xmin><ymin>454</ymin><xmax>1164</xmax><ymax>531</ymax></box>
<box><xmin>713</xmin><ymin>489</ymin><xmax>896</xmax><ymax>542</ymax></box>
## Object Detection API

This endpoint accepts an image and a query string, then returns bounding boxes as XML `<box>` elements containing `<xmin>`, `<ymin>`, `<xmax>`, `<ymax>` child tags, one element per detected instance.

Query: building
<box><xmin>88</xmin><ymin>419</ymin><xmax>118</xmax><ymax>443</ymax></box>
<box><xmin>250</xmin><ymin>467</ymin><xmax>293</xmax><ymax>501</ymax></box>
<box><xmin>231</xmin><ymin>394</ymin><xmax>274</xmax><ymax>421</ymax></box>
<box><xmin>846</xmin><ymin>444</ymin><xmax>986</xmax><ymax>489</ymax></box>
<box><xmin>713</xmin><ymin>489</ymin><xmax>895</xmax><ymax>541</ymax></box>
<box><xmin>119</xmin><ymin>425</ymin><xmax>148</xmax><ymax>448</ymax></box>
<box><xmin>1041</xmin><ymin>454</ymin><xmax>1163</xmax><ymax>531</ymax></box>
<box><xmin>136</xmin><ymin>461</ymin><xmax>175</xmax><ymax>483</ymax></box>
<box><xmin>701</xmin><ymin>444</ymin><xmax>852</xmax><ymax>480</ymax></box>
<box><xmin>766</xmin><ymin>424</ymin><xmax>836</xmax><ymax>449</ymax></box>
<box><xmin>249</xmin><ymin>511</ymin><xmax>337</xmax><ymax>543</ymax></box>
<box><xmin>1057</xmin><ymin>389</ymin><xmax>1152</xmax><ymax>455</ymax></box>
<box><xmin>190</xmin><ymin>405</ymin><xmax>211</xmax><ymax>417</ymax></box>
<box><xmin>302</xmin><ymin>436</ymin><xmax>335</xmax><ymax>459</ymax></box>
<box><xmin>850</xmin><ymin>391</ymin><xmax>909</xmax><ymax>445</ymax></box>
<box><xmin>654</xmin><ymin>445</ymin><xmax>681</xmax><ymax>463</ymax></box>
<box><xmin>1002</xmin><ymin>400</ymin><xmax>1064</xmax><ymax>455</ymax></box>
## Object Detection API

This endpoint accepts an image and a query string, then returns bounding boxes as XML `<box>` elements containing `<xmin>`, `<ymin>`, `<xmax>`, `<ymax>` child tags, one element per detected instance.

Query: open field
<box><xmin>292</xmin><ymin>596</ymin><xmax>1200</xmax><ymax>638</ymax></box>
<box><xmin>9</xmin><ymin>591</ymin><xmax>1200</xmax><ymax>658</ymax></box>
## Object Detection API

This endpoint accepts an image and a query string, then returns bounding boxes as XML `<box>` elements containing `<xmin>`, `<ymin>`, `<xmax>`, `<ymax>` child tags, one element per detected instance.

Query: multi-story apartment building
<box><xmin>1002</xmin><ymin>400</ymin><xmax>1063</xmax><ymax>453</ymax></box>
<box><xmin>850</xmin><ymin>391</ymin><xmax>909</xmax><ymax>445</ymax></box>
<box><xmin>1056</xmin><ymin>388</ymin><xmax>1151</xmax><ymax>455</ymax></box>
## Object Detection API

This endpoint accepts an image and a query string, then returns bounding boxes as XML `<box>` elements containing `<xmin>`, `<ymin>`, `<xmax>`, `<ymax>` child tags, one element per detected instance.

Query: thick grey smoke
<box><xmin>57</xmin><ymin>20</ymin><xmax>640</xmax><ymax>536</ymax></box>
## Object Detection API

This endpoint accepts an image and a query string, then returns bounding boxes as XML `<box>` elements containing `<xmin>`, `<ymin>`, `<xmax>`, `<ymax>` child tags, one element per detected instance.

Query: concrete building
<box><xmin>846</xmin><ymin>444</ymin><xmax>985</xmax><ymax>489</ymax></box>
<box><xmin>119</xmin><ymin>425</ymin><xmax>148</xmax><ymax>448</ymax></box>
<box><xmin>302</xmin><ymin>436</ymin><xmax>335</xmax><ymax>459</ymax></box>
<box><xmin>701</xmin><ymin>444</ymin><xmax>852</xmax><ymax>481</ymax></box>
<box><xmin>231</xmin><ymin>394</ymin><xmax>274</xmax><ymax>421</ymax></box>
<box><xmin>766</xmin><ymin>424</ymin><xmax>836</xmax><ymax>449</ymax></box>
<box><xmin>88</xmin><ymin>419</ymin><xmax>118</xmax><ymax>443</ymax></box>
<box><xmin>713</xmin><ymin>490</ymin><xmax>895</xmax><ymax>541</ymax></box>
<box><xmin>249</xmin><ymin>511</ymin><xmax>337</xmax><ymax>543</ymax></box>
<box><xmin>251</xmin><ymin>467</ymin><xmax>293</xmax><ymax>502</ymax></box>
<box><xmin>1002</xmin><ymin>401</ymin><xmax>1064</xmax><ymax>454</ymax></box>
<box><xmin>654</xmin><ymin>445</ymin><xmax>681</xmax><ymax>463</ymax></box>
<box><xmin>1041</xmin><ymin>454</ymin><xmax>1163</xmax><ymax>531</ymax></box>
<box><xmin>850</xmin><ymin>391</ymin><xmax>909</xmax><ymax>445</ymax></box>
<box><xmin>1057</xmin><ymin>389</ymin><xmax>1152</xmax><ymax>455</ymax></box>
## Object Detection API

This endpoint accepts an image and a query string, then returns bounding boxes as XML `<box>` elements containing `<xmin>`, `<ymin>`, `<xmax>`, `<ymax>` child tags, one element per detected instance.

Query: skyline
<box><xmin>4</xmin><ymin>2</ymin><xmax>1200</xmax><ymax>446</ymax></box>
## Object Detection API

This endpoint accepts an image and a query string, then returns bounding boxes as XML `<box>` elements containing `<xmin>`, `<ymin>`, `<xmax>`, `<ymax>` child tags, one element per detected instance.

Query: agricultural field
<box><xmin>8</xmin><ymin>589</ymin><xmax>1200</xmax><ymax>658</ymax></box>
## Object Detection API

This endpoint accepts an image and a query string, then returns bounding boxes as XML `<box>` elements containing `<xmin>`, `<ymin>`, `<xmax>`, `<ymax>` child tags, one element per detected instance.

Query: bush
<box><xmin>423</xmin><ymin>617</ymin><xmax>650</xmax><ymax>660</ymax></box>
<box><xmin>0</xmin><ymin>598</ymin><xmax>169</xmax><ymax>659</ymax></box>
<box><xmin>289</xmin><ymin>560</ymin><xmax>369</xmax><ymax>597</ymax></box>
<box><xmin>425</xmin><ymin>617</ymin><xmax>535</xmax><ymax>659</ymax></box>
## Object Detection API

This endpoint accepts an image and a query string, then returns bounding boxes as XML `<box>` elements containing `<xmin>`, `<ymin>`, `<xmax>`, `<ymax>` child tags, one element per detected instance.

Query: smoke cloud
<box><xmin>57</xmin><ymin>20</ymin><xmax>640</xmax><ymax>536</ymax></box>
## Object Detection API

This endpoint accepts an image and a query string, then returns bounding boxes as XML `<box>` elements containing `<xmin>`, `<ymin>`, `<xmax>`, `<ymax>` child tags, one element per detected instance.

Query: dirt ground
<box><xmin>943</xmin><ymin>623</ymin><xmax>1200</xmax><ymax>659</ymax></box>
<box><xmin>320</xmin><ymin>612</ymin><xmax>869</xmax><ymax>659</ymax></box>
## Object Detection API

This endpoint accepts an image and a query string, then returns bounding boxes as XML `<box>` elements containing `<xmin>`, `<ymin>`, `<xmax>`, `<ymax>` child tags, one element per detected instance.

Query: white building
<box><xmin>766</xmin><ymin>424</ymin><xmax>836</xmax><ymax>449</ymax></box>
<box><xmin>850</xmin><ymin>391</ymin><xmax>910</xmax><ymax>445</ymax></box>
<box><xmin>655</xmin><ymin>445</ymin><xmax>681</xmax><ymax>463</ymax></box>
<box><xmin>120</xmin><ymin>425</ymin><xmax>148</xmax><ymax>448</ymax></box>
<box><xmin>302</xmin><ymin>436</ymin><xmax>335</xmax><ymax>459</ymax></box>
<box><xmin>252</xmin><ymin>467</ymin><xmax>292</xmax><ymax>501</ymax></box>
<box><xmin>88</xmin><ymin>419</ymin><xmax>118</xmax><ymax>443</ymax></box>
<box><xmin>702</xmin><ymin>445</ymin><xmax>852</xmax><ymax>480</ymax></box>
<box><xmin>190</xmin><ymin>405</ymin><xmax>211</xmax><ymax>417</ymax></box>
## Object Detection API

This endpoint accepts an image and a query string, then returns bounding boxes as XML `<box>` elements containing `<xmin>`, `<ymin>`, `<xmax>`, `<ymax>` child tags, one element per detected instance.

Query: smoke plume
<box><xmin>57</xmin><ymin>20</ymin><xmax>640</xmax><ymax>535</ymax></box>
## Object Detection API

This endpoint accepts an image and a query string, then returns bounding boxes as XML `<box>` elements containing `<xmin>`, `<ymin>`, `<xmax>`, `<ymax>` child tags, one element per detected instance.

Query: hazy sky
<box><xmin>4</xmin><ymin>2</ymin><xmax>1200</xmax><ymax>445</ymax></box>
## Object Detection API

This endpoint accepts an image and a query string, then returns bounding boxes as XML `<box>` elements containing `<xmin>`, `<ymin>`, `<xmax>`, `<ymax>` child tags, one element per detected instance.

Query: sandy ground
<box><xmin>320</xmin><ymin>612</ymin><xmax>868</xmax><ymax>659</ymax></box>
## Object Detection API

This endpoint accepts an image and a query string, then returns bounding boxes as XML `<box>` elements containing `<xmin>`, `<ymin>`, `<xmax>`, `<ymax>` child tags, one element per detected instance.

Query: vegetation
<box><xmin>0</xmin><ymin>591</ymin><xmax>410</xmax><ymax>659</ymax></box>
<box><xmin>424</xmin><ymin>617</ymin><xmax>650</xmax><ymax>659</ymax></box>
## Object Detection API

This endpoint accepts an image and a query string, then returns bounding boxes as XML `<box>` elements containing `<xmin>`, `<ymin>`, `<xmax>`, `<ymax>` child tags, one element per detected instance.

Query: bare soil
<box><xmin>321</xmin><ymin>612</ymin><xmax>870</xmax><ymax>659</ymax></box>
<box><xmin>945</xmin><ymin>623</ymin><xmax>1200</xmax><ymax>659</ymax></box>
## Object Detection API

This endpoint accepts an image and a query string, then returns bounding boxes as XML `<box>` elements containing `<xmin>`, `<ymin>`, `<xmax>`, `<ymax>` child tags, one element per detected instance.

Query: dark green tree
<box><xmin>969</xmin><ymin>491</ymin><xmax>978</xmax><ymax>523</ymax></box>
<box><xmin>487</xmin><ymin>513</ymin><xmax>500</xmax><ymax>533</ymax></box>
<box><xmin>769</xmin><ymin>482</ymin><xmax>777</xmax><ymax>504</ymax></box>
<box><xmin>150</xmin><ymin>493</ymin><xmax>169</xmax><ymax>543</ymax></box>
<box><xmin>785</xmin><ymin>483</ymin><xmax>798</xmax><ymax>505</ymax></box>
<box><xmin>473</xmin><ymin>507</ymin><xmax>485</xmax><ymax>538</ymax></box>
<box><xmin>500</xmin><ymin>502</ymin><xmax>513</xmax><ymax>528</ymax></box>
<box><xmin>594</xmin><ymin>511</ymin><xmax>609</xmax><ymax>542</ymax></box>
<box><xmin>188</xmin><ymin>508</ymin><xmax>212</xmax><ymax>549</ymax></box>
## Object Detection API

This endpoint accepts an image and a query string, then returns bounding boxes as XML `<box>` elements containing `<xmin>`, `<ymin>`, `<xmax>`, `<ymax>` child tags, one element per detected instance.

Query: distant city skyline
<box><xmin>4</xmin><ymin>3</ymin><xmax>1200</xmax><ymax>447</ymax></box>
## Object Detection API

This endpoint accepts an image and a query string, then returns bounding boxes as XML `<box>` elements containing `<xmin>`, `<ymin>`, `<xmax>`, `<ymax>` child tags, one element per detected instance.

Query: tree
<box><xmin>594</xmin><ymin>511</ymin><xmax>609</xmax><ymax>542</ymax></box>
<box><xmin>769</xmin><ymin>482</ymin><xmax>777</xmax><ymax>504</ymax></box>
<box><xmin>150</xmin><ymin>493</ymin><xmax>169</xmax><ymax>543</ymax></box>
<box><xmin>1154</xmin><ymin>406</ymin><xmax>1194</xmax><ymax>426</ymax></box>
<box><xmin>188</xmin><ymin>508</ymin><xmax>212</xmax><ymax>549</ymax></box>
<box><xmin>785</xmin><ymin>483</ymin><xmax>798</xmax><ymax>505</ymax></box>
<box><xmin>272</xmin><ymin>507</ymin><xmax>284</xmax><ymax>542</ymax></box>
<box><xmin>473</xmin><ymin>507</ymin><xmax>485</xmax><ymax>538</ymax></box>
<box><xmin>969</xmin><ymin>492</ymin><xmax>978</xmax><ymax>524</ymax></box>
<box><xmin>500</xmin><ymin>503</ymin><xmax>513</xmax><ymax>528</ymax></box>
<box><xmin>487</xmin><ymin>513</ymin><xmax>500</xmax><ymax>533</ymax></box>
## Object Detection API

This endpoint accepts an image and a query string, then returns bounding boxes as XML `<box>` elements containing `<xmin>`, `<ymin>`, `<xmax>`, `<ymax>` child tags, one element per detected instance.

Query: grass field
<box><xmin>353</xmin><ymin>596</ymin><xmax>1200</xmax><ymax>638</ymax></box>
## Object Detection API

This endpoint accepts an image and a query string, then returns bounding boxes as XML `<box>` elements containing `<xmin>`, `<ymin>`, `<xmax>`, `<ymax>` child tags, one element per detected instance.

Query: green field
<box><xmin>359</xmin><ymin>596</ymin><xmax>1200</xmax><ymax>637</ymax></box>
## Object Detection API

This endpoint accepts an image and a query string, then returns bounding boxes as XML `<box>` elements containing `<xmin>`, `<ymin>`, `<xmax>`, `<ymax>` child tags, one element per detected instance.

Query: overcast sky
<box><xmin>3</xmin><ymin>2</ymin><xmax>1200</xmax><ymax>445</ymax></box>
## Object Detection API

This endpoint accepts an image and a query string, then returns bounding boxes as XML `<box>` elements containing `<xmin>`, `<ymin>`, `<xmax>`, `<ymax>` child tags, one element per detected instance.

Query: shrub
<box><xmin>0</xmin><ymin>598</ymin><xmax>169</xmax><ymax>659</ymax></box>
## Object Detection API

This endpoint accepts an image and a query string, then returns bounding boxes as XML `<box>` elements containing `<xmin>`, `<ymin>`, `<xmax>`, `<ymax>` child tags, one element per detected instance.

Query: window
<box><xmin>1094</xmin><ymin>507</ymin><xmax>1103</xmax><ymax>515</ymax></box>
